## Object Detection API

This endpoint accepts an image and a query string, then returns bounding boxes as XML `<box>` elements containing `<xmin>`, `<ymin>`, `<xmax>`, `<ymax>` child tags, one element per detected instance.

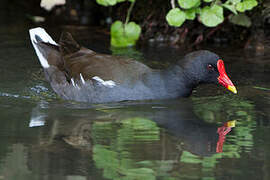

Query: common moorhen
<box><xmin>29</xmin><ymin>27</ymin><xmax>237</xmax><ymax>103</ymax></box>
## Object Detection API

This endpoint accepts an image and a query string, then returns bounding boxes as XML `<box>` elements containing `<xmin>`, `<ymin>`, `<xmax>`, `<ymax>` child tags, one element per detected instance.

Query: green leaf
<box><xmin>128</xmin><ymin>0</ymin><xmax>135</xmax><ymax>2</ymax></box>
<box><xmin>125</xmin><ymin>22</ymin><xmax>141</xmax><ymax>41</ymax></box>
<box><xmin>111</xmin><ymin>20</ymin><xmax>124</xmax><ymax>37</ymax></box>
<box><xmin>110</xmin><ymin>21</ymin><xmax>141</xmax><ymax>47</ymax></box>
<box><xmin>228</xmin><ymin>0</ymin><xmax>241</xmax><ymax>4</ymax></box>
<box><xmin>229</xmin><ymin>13</ymin><xmax>251</xmax><ymax>27</ymax></box>
<box><xmin>117</xmin><ymin>0</ymin><xmax>126</xmax><ymax>2</ymax></box>
<box><xmin>223</xmin><ymin>4</ymin><xmax>238</xmax><ymax>14</ymax></box>
<box><xmin>96</xmin><ymin>0</ymin><xmax>117</xmax><ymax>6</ymax></box>
<box><xmin>178</xmin><ymin>0</ymin><xmax>201</xmax><ymax>9</ymax></box>
<box><xmin>196</xmin><ymin>7</ymin><xmax>202</xmax><ymax>14</ymax></box>
<box><xmin>200</xmin><ymin>5</ymin><xmax>224</xmax><ymax>27</ymax></box>
<box><xmin>185</xmin><ymin>8</ymin><xmax>197</xmax><ymax>20</ymax></box>
<box><xmin>236</xmin><ymin>0</ymin><xmax>258</xmax><ymax>12</ymax></box>
<box><xmin>204</xmin><ymin>0</ymin><xmax>213</xmax><ymax>2</ymax></box>
<box><xmin>166</xmin><ymin>8</ymin><xmax>186</xmax><ymax>27</ymax></box>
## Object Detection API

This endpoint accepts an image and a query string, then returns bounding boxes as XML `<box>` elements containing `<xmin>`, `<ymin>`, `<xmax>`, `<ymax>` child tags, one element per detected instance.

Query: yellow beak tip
<box><xmin>228</xmin><ymin>86</ymin><xmax>237</xmax><ymax>94</ymax></box>
<box><xmin>227</xmin><ymin>120</ymin><xmax>236</xmax><ymax>127</ymax></box>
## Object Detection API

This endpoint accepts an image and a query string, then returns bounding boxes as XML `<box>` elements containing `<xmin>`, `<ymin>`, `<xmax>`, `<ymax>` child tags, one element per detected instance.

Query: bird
<box><xmin>29</xmin><ymin>27</ymin><xmax>237</xmax><ymax>103</ymax></box>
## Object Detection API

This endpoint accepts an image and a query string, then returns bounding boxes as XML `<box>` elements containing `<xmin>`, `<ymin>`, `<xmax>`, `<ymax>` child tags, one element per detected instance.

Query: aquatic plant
<box><xmin>166</xmin><ymin>0</ymin><xmax>258</xmax><ymax>27</ymax></box>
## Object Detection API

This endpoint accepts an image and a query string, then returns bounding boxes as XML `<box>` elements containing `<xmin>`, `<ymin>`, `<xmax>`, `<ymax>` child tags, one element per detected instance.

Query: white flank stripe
<box><xmin>92</xmin><ymin>76</ymin><xmax>116</xmax><ymax>88</ymax></box>
<box><xmin>75</xmin><ymin>82</ymin><xmax>80</xmax><ymax>89</ymax></box>
<box><xmin>71</xmin><ymin>78</ymin><xmax>75</xmax><ymax>87</ymax></box>
<box><xmin>29</xmin><ymin>27</ymin><xmax>58</xmax><ymax>68</ymax></box>
<box><xmin>80</xmin><ymin>73</ymin><xmax>86</xmax><ymax>84</ymax></box>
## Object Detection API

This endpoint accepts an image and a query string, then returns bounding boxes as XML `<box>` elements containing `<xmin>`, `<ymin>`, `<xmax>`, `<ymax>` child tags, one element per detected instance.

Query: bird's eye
<box><xmin>207</xmin><ymin>64</ymin><xmax>214</xmax><ymax>71</ymax></box>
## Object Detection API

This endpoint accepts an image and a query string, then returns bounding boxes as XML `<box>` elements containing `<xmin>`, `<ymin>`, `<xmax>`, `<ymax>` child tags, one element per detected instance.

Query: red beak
<box><xmin>217</xmin><ymin>60</ymin><xmax>237</xmax><ymax>94</ymax></box>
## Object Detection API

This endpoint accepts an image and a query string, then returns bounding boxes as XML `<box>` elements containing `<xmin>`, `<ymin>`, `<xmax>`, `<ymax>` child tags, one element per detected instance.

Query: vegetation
<box><xmin>95</xmin><ymin>0</ymin><xmax>259</xmax><ymax>47</ymax></box>
<box><xmin>35</xmin><ymin>0</ymin><xmax>268</xmax><ymax>47</ymax></box>
<box><xmin>166</xmin><ymin>0</ymin><xmax>258</xmax><ymax>27</ymax></box>
<box><xmin>96</xmin><ymin>0</ymin><xmax>141</xmax><ymax>47</ymax></box>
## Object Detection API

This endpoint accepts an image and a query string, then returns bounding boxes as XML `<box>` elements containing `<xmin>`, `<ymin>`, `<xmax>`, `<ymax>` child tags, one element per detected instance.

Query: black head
<box><xmin>179</xmin><ymin>50</ymin><xmax>237</xmax><ymax>93</ymax></box>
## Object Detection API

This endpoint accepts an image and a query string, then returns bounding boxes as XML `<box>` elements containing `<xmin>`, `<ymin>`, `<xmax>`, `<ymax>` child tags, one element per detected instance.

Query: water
<box><xmin>0</xmin><ymin>24</ymin><xmax>270</xmax><ymax>180</ymax></box>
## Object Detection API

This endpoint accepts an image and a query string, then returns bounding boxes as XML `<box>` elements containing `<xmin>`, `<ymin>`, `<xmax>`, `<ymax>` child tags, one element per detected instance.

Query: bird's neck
<box><xmin>162</xmin><ymin>65</ymin><xmax>196</xmax><ymax>97</ymax></box>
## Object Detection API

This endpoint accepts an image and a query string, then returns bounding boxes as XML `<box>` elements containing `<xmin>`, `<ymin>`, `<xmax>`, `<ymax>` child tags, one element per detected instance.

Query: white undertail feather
<box><xmin>29</xmin><ymin>27</ymin><xmax>58</xmax><ymax>68</ymax></box>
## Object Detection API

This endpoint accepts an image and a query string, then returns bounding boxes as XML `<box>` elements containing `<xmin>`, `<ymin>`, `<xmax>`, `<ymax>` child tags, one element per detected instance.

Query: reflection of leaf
<box><xmin>93</xmin><ymin>145</ymin><xmax>119</xmax><ymax>179</ymax></box>
<box><xmin>111</xmin><ymin>46</ymin><xmax>143</xmax><ymax>60</ymax></box>
<box><xmin>120</xmin><ymin>118</ymin><xmax>160</xmax><ymax>141</ymax></box>
<box><xmin>136</xmin><ymin>160</ymin><xmax>154</xmax><ymax>166</ymax></box>
<box><xmin>253</xmin><ymin>86</ymin><xmax>270</xmax><ymax>91</ymax></box>
<box><xmin>180</xmin><ymin>151</ymin><xmax>202</xmax><ymax>164</ymax></box>
<box><xmin>193</xmin><ymin>96</ymin><xmax>254</xmax><ymax>123</ymax></box>
<box><xmin>123</xmin><ymin>168</ymin><xmax>155</xmax><ymax>180</ymax></box>
<box><xmin>136</xmin><ymin>160</ymin><xmax>175</xmax><ymax>177</ymax></box>
<box><xmin>230</xmin><ymin>121</ymin><xmax>255</xmax><ymax>152</ymax></box>
<box><xmin>236</xmin><ymin>111</ymin><xmax>248</xmax><ymax>116</ymax></box>
<box><xmin>93</xmin><ymin>144</ymin><xmax>156</xmax><ymax>180</ymax></box>
<box><xmin>92</xmin><ymin>118</ymin><xmax>160</xmax><ymax>180</ymax></box>
<box><xmin>122</xmin><ymin>118</ymin><xmax>159</xmax><ymax>130</ymax></box>
<box><xmin>202</xmin><ymin>156</ymin><xmax>217</xmax><ymax>169</ymax></box>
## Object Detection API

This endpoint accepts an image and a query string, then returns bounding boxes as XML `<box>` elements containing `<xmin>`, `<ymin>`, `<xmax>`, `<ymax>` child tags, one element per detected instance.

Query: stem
<box><xmin>125</xmin><ymin>0</ymin><xmax>136</xmax><ymax>26</ymax></box>
<box><xmin>170</xmin><ymin>0</ymin><xmax>175</xmax><ymax>9</ymax></box>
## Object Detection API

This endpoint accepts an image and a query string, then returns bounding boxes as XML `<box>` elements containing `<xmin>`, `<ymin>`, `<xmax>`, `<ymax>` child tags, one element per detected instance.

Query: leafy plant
<box><xmin>166</xmin><ymin>8</ymin><xmax>186</xmax><ymax>27</ymax></box>
<box><xmin>200</xmin><ymin>4</ymin><xmax>224</xmax><ymax>27</ymax></box>
<box><xmin>111</xmin><ymin>21</ymin><xmax>141</xmax><ymax>47</ymax></box>
<box><xmin>96</xmin><ymin>0</ymin><xmax>141</xmax><ymax>47</ymax></box>
<box><xmin>166</xmin><ymin>0</ymin><xmax>259</xmax><ymax>27</ymax></box>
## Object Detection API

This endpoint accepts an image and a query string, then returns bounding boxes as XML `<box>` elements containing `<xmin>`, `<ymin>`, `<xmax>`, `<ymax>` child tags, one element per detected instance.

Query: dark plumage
<box><xmin>29</xmin><ymin>27</ymin><xmax>236</xmax><ymax>103</ymax></box>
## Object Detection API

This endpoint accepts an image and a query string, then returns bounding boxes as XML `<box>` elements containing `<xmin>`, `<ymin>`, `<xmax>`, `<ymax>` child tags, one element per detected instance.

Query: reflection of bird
<box><xmin>157</xmin><ymin>116</ymin><xmax>235</xmax><ymax>156</ymax></box>
<box><xmin>143</xmin><ymin>101</ymin><xmax>235</xmax><ymax>157</ymax></box>
<box><xmin>26</xmin><ymin>100</ymin><xmax>235</xmax><ymax>178</ymax></box>
<box><xmin>29</xmin><ymin>27</ymin><xmax>236</xmax><ymax>103</ymax></box>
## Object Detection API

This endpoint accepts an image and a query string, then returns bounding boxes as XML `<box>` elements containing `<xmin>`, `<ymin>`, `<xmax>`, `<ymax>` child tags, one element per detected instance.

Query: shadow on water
<box><xmin>0</xmin><ymin>24</ymin><xmax>270</xmax><ymax>180</ymax></box>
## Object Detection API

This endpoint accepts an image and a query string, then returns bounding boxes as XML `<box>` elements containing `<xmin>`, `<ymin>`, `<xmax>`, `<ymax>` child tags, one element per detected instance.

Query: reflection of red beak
<box><xmin>216</xmin><ymin>126</ymin><xmax>232</xmax><ymax>153</ymax></box>
<box><xmin>217</xmin><ymin>60</ymin><xmax>237</xmax><ymax>94</ymax></box>
<box><xmin>216</xmin><ymin>120</ymin><xmax>235</xmax><ymax>153</ymax></box>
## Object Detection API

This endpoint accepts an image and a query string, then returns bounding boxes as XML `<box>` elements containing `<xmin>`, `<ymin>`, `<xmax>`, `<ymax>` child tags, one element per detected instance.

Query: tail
<box><xmin>29</xmin><ymin>27</ymin><xmax>58</xmax><ymax>68</ymax></box>
<box><xmin>29</xmin><ymin>27</ymin><xmax>88</xmax><ymax>101</ymax></box>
